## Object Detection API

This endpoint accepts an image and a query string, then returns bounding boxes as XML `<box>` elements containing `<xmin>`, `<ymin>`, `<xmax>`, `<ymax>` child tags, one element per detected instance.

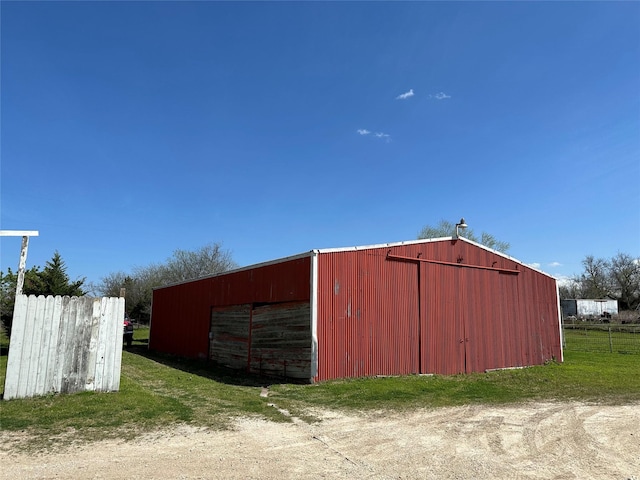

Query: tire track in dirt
<box><xmin>1</xmin><ymin>402</ymin><xmax>638</xmax><ymax>480</ymax></box>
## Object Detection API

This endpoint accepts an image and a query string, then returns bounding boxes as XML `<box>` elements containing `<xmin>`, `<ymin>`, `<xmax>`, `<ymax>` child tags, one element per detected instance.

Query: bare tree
<box><xmin>609</xmin><ymin>253</ymin><xmax>640</xmax><ymax>310</ymax></box>
<box><xmin>564</xmin><ymin>253</ymin><xmax>640</xmax><ymax>311</ymax></box>
<box><xmin>96</xmin><ymin>242</ymin><xmax>237</xmax><ymax>322</ymax></box>
<box><xmin>417</xmin><ymin>219</ymin><xmax>510</xmax><ymax>253</ymax></box>
<box><xmin>95</xmin><ymin>271</ymin><xmax>152</xmax><ymax>321</ymax></box>
<box><xmin>558</xmin><ymin>278</ymin><xmax>582</xmax><ymax>300</ymax></box>
<box><xmin>161</xmin><ymin>243</ymin><xmax>237</xmax><ymax>284</ymax></box>
<box><xmin>96</xmin><ymin>271</ymin><xmax>129</xmax><ymax>298</ymax></box>
<box><xmin>578</xmin><ymin>255</ymin><xmax>612</xmax><ymax>299</ymax></box>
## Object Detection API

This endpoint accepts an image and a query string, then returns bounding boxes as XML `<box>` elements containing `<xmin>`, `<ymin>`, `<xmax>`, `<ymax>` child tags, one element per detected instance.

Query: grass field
<box><xmin>1</xmin><ymin>326</ymin><xmax>639</xmax><ymax>451</ymax></box>
<box><xmin>563</xmin><ymin>324</ymin><xmax>640</xmax><ymax>354</ymax></box>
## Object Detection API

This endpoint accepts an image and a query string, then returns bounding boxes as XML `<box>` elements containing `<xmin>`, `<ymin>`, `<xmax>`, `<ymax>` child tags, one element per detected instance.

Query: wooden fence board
<box><xmin>3</xmin><ymin>295</ymin><xmax>125</xmax><ymax>400</ymax></box>
<box><xmin>105</xmin><ymin>297</ymin><xmax>124</xmax><ymax>391</ymax></box>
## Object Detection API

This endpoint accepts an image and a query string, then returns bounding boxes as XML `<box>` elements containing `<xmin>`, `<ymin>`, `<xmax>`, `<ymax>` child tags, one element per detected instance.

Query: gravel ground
<box><xmin>1</xmin><ymin>401</ymin><xmax>639</xmax><ymax>480</ymax></box>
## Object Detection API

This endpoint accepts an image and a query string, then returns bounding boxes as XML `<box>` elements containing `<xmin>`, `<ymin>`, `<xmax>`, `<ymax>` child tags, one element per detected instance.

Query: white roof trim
<box><xmin>155</xmin><ymin>236</ymin><xmax>556</xmax><ymax>290</ymax></box>
<box><xmin>312</xmin><ymin>236</ymin><xmax>450</xmax><ymax>254</ymax></box>
<box><xmin>453</xmin><ymin>236</ymin><xmax>556</xmax><ymax>280</ymax></box>
<box><xmin>312</xmin><ymin>236</ymin><xmax>556</xmax><ymax>281</ymax></box>
<box><xmin>0</xmin><ymin>230</ymin><xmax>39</xmax><ymax>237</ymax></box>
<box><xmin>155</xmin><ymin>251</ymin><xmax>315</xmax><ymax>289</ymax></box>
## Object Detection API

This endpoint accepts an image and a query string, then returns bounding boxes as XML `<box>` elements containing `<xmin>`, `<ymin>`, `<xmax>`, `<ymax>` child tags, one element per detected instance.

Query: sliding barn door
<box><xmin>419</xmin><ymin>263</ymin><xmax>520</xmax><ymax>374</ymax></box>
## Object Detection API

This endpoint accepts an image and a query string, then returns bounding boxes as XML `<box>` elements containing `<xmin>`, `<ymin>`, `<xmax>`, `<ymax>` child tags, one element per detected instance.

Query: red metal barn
<box><xmin>150</xmin><ymin>237</ymin><xmax>563</xmax><ymax>382</ymax></box>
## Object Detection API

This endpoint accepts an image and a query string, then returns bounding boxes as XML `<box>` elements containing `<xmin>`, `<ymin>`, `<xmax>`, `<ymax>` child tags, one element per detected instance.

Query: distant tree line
<box><xmin>559</xmin><ymin>253</ymin><xmax>640</xmax><ymax>311</ymax></box>
<box><xmin>0</xmin><ymin>243</ymin><xmax>237</xmax><ymax>332</ymax></box>
<box><xmin>96</xmin><ymin>242</ymin><xmax>237</xmax><ymax>323</ymax></box>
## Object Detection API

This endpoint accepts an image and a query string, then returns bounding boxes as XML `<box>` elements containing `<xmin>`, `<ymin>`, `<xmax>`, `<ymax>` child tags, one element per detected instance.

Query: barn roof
<box><xmin>155</xmin><ymin>236</ymin><xmax>556</xmax><ymax>290</ymax></box>
<box><xmin>316</xmin><ymin>236</ymin><xmax>556</xmax><ymax>280</ymax></box>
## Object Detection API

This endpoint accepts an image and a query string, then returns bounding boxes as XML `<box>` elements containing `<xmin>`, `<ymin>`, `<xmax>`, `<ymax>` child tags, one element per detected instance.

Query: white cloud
<box><xmin>358</xmin><ymin>129</ymin><xmax>391</xmax><ymax>142</ymax></box>
<box><xmin>396</xmin><ymin>89</ymin><xmax>414</xmax><ymax>100</ymax></box>
<box><xmin>432</xmin><ymin>92</ymin><xmax>451</xmax><ymax>100</ymax></box>
<box><xmin>548</xmin><ymin>262</ymin><xmax>562</xmax><ymax>268</ymax></box>
<box><xmin>528</xmin><ymin>262</ymin><xmax>541</xmax><ymax>269</ymax></box>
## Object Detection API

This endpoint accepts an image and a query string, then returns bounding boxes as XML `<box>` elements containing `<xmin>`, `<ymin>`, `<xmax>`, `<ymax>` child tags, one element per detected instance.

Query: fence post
<box><xmin>608</xmin><ymin>327</ymin><xmax>613</xmax><ymax>353</ymax></box>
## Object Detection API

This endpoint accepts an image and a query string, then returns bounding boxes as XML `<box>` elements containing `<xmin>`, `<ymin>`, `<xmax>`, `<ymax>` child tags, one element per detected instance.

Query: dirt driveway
<box><xmin>1</xmin><ymin>401</ymin><xmax>638</xmax><ymax>480</ymax></box>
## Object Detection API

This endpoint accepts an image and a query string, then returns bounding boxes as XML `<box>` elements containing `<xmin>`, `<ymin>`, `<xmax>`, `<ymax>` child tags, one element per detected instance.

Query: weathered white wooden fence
<box><xmin>3</xmin><ymin>294</ymin><xmax>125</xmax><ymax>400</ymax></box>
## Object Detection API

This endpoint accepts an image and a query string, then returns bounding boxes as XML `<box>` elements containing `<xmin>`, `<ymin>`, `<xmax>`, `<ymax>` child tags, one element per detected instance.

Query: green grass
<box><xmin>1</xmin><ymin>327</ymin><xmax>639</xmax><ymax>452</ymax></box>
<box><xmin>563</xmin><ymin>327</ymin><xmax>640</xmax><ymax>354</ymax></box>
<box><xmin>0</xmin><ymin>326</ymin><xmax>8</xmax><ymax>349</ymax></box>
<box><xmin>133</xmin><ymin>324</ymin><xmax>150</xmax><ymax>341</ymax></box>
<box><xmin>1</xmin><ymin>350</ymin><xmax>289</xmax><ymax>451</ymax></box>
<box><xmin>0</xmin><ymin>326</ymin><xmax>9</xmax><ymax>401</ymax></box>
<box><xmin>270</xmin><ymin>351</ymin><xmax>640</xmax><ymax>414</ymax></box>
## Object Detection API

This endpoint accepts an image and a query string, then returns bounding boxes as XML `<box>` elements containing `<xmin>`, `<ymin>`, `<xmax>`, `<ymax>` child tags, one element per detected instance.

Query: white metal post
<box><xmin>0</xmin><ymin>230</ymin><xmax>40</xmax><ymax>295</ymax></box>
<box><xmin>16</xmin><ymin>235</ymin><xmax>30</xmax><ymax>295</ymax></box>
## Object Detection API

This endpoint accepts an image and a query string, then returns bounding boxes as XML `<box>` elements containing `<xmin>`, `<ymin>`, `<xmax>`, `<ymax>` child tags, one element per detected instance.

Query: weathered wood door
<box><xmin>209</xmin><ymin>301</ymin><xmax>311</xmax><ymax>380</ymax></box>
<box><xmin>209</xmin><ymin>304</ymin><xmax>251</xmax><ymax>370</ymax></box>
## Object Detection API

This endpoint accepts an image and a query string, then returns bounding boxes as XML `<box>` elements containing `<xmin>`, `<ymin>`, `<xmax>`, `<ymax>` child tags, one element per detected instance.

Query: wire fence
<box><xmin>562</xmin><ymin>324</ymin><xmax>640</xmax><ymax>355</ymax></box>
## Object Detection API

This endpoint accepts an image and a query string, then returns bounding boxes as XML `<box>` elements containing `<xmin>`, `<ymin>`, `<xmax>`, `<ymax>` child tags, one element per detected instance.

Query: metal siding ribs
<box><xmin>317</xmin><ymin>249</ymin><xmax>420</xmax><ymax>381</ymax></box>
<box><xmin>151</xmin><ymin>238</ymin><xmax>561</xmax><ymax>382</ymax></box>
<box><xmin>150</xmin><ymin>257</ymin><xmax>311</xmax><ymax>360</ymax></box>
<box><xmin>317</xmin><ymin>239</ymin><xmax>561</xmax><ymax>380</ymax></box>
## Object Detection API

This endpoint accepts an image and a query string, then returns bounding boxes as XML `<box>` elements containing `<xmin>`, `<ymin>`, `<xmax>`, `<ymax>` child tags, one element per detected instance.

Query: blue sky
<box><xmin>1</xmin><ymin>1</ymin><xmax>639</xmax><ymax>288</ymax></box>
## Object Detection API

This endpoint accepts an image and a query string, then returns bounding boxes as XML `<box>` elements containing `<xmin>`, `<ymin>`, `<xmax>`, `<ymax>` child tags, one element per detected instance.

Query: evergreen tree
<box><xmin>0</xmin><ymin>251</ymin><xmax>85</xmax><ymax>333</ymax></box>
<box><xmin>1</xmin><ymin>266</ymin><xmax>42</xmax><ymax>329</ymax></box>
<box><xmin>38</xmin><ymin>251</ymin><xmax>85</xmax><ymax>296</ymax></box>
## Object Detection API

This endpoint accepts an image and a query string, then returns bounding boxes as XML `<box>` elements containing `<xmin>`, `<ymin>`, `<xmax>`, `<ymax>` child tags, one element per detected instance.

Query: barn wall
<box><xmin>151</xmin><ymin>238</ymin><xmax>561</xmax><ymax>382</ymax></box>
<box><xmin>150</xmin><ymin>256</ymin><xmax>312</xmax><ymax>360</ymax></box>
<box><xmin>316</xmin><ymin>247</ymin><xmax>420</xmax><ymax>380</ymax></box>
<box><xmin>316</xmin><ymin>239</ymin><xmax>561</xmax><ymax>381</ymax></box>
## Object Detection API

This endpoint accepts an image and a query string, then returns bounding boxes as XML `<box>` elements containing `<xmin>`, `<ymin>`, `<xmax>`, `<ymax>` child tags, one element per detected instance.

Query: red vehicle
<box><xmin>123</xmin><ymin>316</ymin><xmax>134</xmax><ymax>347</ymax></box>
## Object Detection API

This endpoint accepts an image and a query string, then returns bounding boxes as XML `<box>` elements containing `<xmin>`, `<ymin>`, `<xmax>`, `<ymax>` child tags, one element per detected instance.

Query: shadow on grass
<box><xmin>125</xmin><ymin>344</ymin><xmax>307</xmax><ymax>388</ymax></box>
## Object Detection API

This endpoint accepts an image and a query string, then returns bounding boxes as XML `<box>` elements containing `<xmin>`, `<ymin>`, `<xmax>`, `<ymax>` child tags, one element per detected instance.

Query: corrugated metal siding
<box><xmin>316</xmin><ymin>240</ymin><xmax>561</xmax><ymax>381</ymax></box>
<box><xmin>151</xmin><ymin>238</ymin><xmax>561</xmax><ymax>382</ymax></box>
<box><xmin>316</xmin><ymin>248</ymin><xmax>420</xmax><ymax>381</ymax></box>
<box><xmin>421</xmin><ymin>263</ymin><xmax>465</xmax><ymax>375</ymax></box>
<box><xmin>150</xmin><ymin>257</ymin><xmax>311</xmax><ymax>359</ymax></box>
